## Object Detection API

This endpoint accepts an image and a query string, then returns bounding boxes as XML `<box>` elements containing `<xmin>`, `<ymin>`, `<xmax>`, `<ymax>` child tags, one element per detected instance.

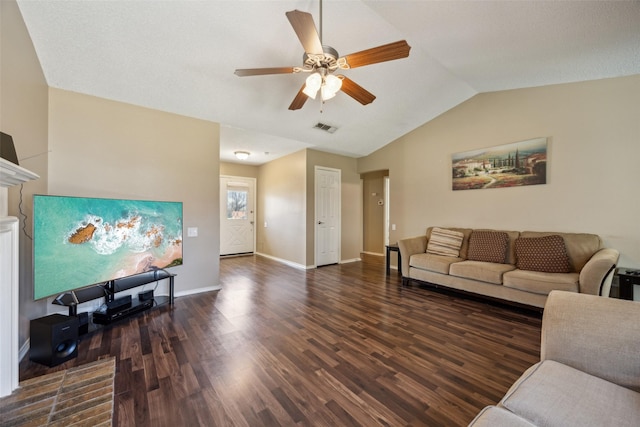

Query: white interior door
<box><xmin>315</xmin><ymin>166</ymin><xmax>340</xmax><ymax>266</ymax></box>
<box><xmin>220</xmin><ymin>176</ymin><xmax>255</xmax><ymax>255</ymax></box>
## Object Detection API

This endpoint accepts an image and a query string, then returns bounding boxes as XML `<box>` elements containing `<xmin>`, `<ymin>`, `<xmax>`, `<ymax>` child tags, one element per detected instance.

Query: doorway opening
<box><xmin>361</xmin><ymin>170</ymin><xmax>389</xmax><ymax>256</ymax></box>
<box><xmin>220</xmin><ymin>175</ymin><xmax>256</xmax><ymax>256</ymax></box>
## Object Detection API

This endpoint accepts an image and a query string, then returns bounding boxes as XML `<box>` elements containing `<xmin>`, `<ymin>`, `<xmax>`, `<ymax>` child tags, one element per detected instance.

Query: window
<box><xmin>227</xmin><ymin>189</ymin><xmax>248</xmax><ymax>220</ymax></box>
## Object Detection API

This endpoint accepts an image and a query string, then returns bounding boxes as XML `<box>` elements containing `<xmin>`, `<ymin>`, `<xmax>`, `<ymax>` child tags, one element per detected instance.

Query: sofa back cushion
<box><xmin>426</xmin><ymin>227</ymin><xmax>464</xmax><ymax>257</ymax></box>
<box><xmin>520</xmin><ymin>231</ymin><xmax>602</xmax><ymax>272</ymax></box>
<box><xmin>469</xmin><ymin>229</ymin><xmax>521</xmax><ymax>264</ymax></box>
<box><xmin>427</xmin><ymin>227</ymin><xmax>474</xmax><ymax>258</ymax></box>
<box><xmin>467</xmin><ymin>231</ymin><xmax>510</xmax><ymax>264</ymax></box>
<box><xmin>515</xmin><ymin>235</ymin><xmax>572</xmax><ymax>273</ymax></box>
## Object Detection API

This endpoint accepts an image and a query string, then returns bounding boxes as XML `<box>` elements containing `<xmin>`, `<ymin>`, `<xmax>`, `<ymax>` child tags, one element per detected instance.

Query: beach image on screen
<box><xmin>33</xmin><ymin>195</ymin><xmax>183</xmax><ymax>299</ymax></box>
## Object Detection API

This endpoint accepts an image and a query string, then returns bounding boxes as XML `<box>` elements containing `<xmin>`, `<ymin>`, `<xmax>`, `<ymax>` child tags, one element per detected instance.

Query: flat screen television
<box><xmin>33</xmin><ymin>195</ymin><xmax>183</xmax><ymax>300</ymax></box>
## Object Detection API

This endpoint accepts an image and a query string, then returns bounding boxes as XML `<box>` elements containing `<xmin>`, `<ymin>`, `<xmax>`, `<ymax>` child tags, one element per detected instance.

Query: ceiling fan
<box><xmin>234</xmin><ymin>0</ymin><xmax>411</xmax><ymax>110</ymax></box>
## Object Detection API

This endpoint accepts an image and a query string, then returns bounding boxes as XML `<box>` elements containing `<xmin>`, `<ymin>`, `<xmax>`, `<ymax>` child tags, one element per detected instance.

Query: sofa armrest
<box><xmin>578</xmin><ymin>248</ymin><xmax>619</xmax><ymax>295</ymax></box>
<box><xmin>398</xmin><ymin>236</ymin><xmax>427</xmax><ymax>277</ymax></box>
<box><xmin>541</xmin><ymin>290</ymin><xmax>640</xmax><ymax>391</ymax></box>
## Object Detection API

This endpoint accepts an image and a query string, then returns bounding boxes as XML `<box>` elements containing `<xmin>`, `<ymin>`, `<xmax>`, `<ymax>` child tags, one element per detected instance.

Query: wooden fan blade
<box><xmin>286</xmin><ymin>10</ymin><xmax>323</xmax><ymax>55</ymax></box>
<box><xmin>234</xmin><ymin>67</ymin><xmax>295</xmax><ymax>77</ymax></box>
<box><xmin>339</xmin><ymin>76</ymin><xmax>376</xmax><ymax>105</ymax></box>
<box><xmin>340</xmin><ymin>40</ymin><xmax>411</xmax><ymax>69</ymax></box>
<box><xmin>288</xmin><ymin>84</ymin><xmax>309</xmax><ymax>110</ymax></box>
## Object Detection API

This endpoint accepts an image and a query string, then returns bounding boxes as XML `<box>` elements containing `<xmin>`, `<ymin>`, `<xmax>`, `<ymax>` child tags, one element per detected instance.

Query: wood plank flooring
<box><xmin>3</xmin><ymin>357</ymin><xmax>115</xmax><ymax>426</ymax></box>
<box><xmin>20</xmin><ymin>254</ymin><xmax>542</xmax><ymax>426</ymax></box>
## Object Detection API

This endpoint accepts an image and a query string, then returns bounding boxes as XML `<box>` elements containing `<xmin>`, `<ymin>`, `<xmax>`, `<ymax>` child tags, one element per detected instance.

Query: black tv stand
<box><xmin>93</xmin><ymin>298</ymin><xmax>154</xmax><ymax>324</ymax></box>
<box><xmin>53</xmin><ymin>270</ymin><xmax>175</xmax><ymax>333</ymax></box>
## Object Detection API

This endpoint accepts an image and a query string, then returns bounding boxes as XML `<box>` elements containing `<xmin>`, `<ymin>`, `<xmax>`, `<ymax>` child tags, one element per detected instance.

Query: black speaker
<box><xmin>77</xmin><ymin>312</ymin><xmax>89</xmax><ymax>335</ymax></box>
<box><xmin>0</xmin><ymin>132</ymin><xmax>19</xmax><ymax>165</ymax></box>
<box><xmin>30</xmin><ymin>314</ymin><xmax>79</xmax><ymax>367</ymax></box>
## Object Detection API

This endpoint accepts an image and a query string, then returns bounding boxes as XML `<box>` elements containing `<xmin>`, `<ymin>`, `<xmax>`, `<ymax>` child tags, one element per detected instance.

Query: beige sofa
<box><xmin>399</xmin><ymin>227</ymin><xmax>619</xmax><ymax>308</ymax></box>
<box><xmin>469</xmin><ymin>290</ymin><xmax>640</xmax><ymax>426</ymax></box>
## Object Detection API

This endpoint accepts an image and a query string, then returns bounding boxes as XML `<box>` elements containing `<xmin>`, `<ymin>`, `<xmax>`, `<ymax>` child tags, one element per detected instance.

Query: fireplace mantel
<box><xmin>0</xmin><ymin>157</ymin><xmax>39</xmax><ymax>187</ymax></box>
<box><xmin>0</xmin><ymin>157</ymin><xmax>39</xmax><ymax>217</ymax></box>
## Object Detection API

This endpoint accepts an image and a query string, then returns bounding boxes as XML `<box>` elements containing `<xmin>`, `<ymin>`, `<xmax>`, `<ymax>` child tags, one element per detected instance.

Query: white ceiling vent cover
<box><xmin>314</xmin><ymin>122</ymin><xmax>338</xmax><ymax>134</ymax></box>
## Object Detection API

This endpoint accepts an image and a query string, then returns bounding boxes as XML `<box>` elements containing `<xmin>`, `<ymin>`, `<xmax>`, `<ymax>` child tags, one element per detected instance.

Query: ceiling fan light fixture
<box><xmin>303</xmin><ymin>72</ymin><xmax>322</xmax><ymax>99</ymax></box>
<box><xmin>322</xmin><ymin>74</ymin><xmax>342</xmax><ymax>100</ymax></box>
<box><xmin>234</xmin><ymin>151</ymin><xmax>250</xmax><ymax>160</ymax></box>
<box><xmin>321</xmin><ymin>84</ymin><xmax>337</xmax><ymax>101</ymax></box>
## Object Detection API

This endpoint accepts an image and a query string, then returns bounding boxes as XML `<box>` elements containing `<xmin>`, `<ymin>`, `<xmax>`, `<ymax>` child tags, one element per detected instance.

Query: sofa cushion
<box><xmin>450</xmin><ymin>260</ymin><xmax>516</xmax><ymax>285</ymax></box>
<box><xmin>467</xmin><ymin>231</ymin><xmax>510</xmax><ymax>264</ymax></box>
<box><xmin>515</xmin><ymin>235</ymin><xmax>572</xmax><ymax>273</ymax></box>
<box><xmin>503</xmin><ymin>269</ymin><xmax>579</xmax><ymax>295</ymax></box>
<box><xmin>468</xmin><ymin>406</ymin><xmax>535</xmax><ymax>427</ymax></box>
<box><xmin>410</xmin><ymin>253</ymin><xmax>463</xmax><ymax>274</ymax></box>
<box><xmin>501</xmin><ymin>360</ymin><xmax>640</xmax><ymax>427</ymax></box>
<box><xmin>520</xmin><ymin>231</ymin><xmax>601</xmax><ymax>272</ymax></box>
<box><xmin>427</xmin><ymin>227</ymin><xmax>474</xmax><ymax>259</ymax></box>
<box><xmin>426</xmin><ymin>227</ymin><xmax>464</xmax><ymax>257</ymax></box>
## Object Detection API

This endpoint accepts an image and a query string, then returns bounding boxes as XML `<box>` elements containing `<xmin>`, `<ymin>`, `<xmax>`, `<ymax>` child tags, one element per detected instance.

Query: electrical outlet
<box><xmin>187</xmin><ymin>227</ymin><xmax>198</xmax><ymax>237</ymax></box>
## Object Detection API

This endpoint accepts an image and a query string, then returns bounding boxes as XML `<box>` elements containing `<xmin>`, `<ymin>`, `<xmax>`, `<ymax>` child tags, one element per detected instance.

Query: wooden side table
<box><xmin>386</xmin><ymin>244</ymin><xmax>402</xmax><ymax>276</ymax></box>
<box><xmin>616</xmin><ymin>268</ymin><xmax>640</xmax><ymax>300</ymax></box>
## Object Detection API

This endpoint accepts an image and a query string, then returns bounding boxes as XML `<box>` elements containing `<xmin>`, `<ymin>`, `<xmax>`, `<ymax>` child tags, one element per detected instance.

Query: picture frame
<box><xmin>452</xmin><ymin>137</ymin><xmax>547</xmax><ymax>191</ymax></box>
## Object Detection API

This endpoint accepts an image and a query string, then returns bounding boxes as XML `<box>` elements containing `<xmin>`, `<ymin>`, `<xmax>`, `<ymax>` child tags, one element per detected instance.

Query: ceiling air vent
<box><xmin>313</xmin><ymin>122</ymin><xmax>338</xmax><ymax>134</ymax></box>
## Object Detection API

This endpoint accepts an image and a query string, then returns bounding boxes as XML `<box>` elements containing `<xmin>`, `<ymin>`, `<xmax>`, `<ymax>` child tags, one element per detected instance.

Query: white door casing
<box><xmin>315</xmin><ymin>166</ymin><xmax>340</xmax><ymax>266</ymax></box>
<box><xmin>384</xmin><ymin>176</ymin><xmax>390</xmax><ymax>248</ymax></box>
<box><xmin>220</xmin><ymin>176</ymin><xmax>256</xmax><ymax>255</ymax></box>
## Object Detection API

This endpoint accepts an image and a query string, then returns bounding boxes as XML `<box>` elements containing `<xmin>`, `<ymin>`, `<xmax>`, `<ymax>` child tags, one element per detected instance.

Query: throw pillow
<box><xmin>515</xmin><ymin>235</ymin><xmax>572</xmax><ymax>273</ymax></box>
<box><xmin>467</xmin><ymin>231</ymin><xmax>509</xmax><ymax>264</ymax></box>
<box><xmin>427</xmin><ymin>227</ymin><xmax>464</xmax><ymax>257</ymax></box>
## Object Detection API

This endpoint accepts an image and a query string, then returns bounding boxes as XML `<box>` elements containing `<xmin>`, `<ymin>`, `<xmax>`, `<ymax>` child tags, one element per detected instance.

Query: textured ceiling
<box><xmin>16</xmin><ymin>1</ymin><xmax>640</xmax><ymax>165</ymax></box>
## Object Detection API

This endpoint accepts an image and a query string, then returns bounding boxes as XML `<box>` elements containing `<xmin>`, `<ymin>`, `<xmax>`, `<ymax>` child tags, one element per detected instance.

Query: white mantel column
<box><xmin>0</xmin><ymin>157</ymin><xmax>39</xmax><ymax>397</ymax></box>
<box><xmin>0</xmin><ymin>217</ymin><xmax>19</xmax><ymax>397</ymax></box>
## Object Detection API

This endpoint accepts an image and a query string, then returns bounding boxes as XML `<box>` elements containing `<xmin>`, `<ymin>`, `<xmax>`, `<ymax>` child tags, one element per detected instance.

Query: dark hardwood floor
<box><xmin>20</xmin><ymin>254</ymin><xmax>542</xmax><ymax>426</ymax></box>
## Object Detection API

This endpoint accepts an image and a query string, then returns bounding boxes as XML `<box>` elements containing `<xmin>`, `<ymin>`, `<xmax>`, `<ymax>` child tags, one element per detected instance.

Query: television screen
<box><xmin>33</xmin><ymin>195</ymin><xmax>183</xmax><ymax>300</ymax></box>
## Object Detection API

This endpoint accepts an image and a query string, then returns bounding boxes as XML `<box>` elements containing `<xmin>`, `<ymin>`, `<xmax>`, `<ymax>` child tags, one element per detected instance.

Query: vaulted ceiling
<box><xmin>17</xmin><ymin>1</ymin><xmax>640</xmax><ymax>165</ymax></box>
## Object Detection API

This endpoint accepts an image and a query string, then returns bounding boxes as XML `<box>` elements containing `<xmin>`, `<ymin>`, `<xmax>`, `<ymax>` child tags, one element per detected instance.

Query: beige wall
<box><xmin>2</xmin><ymin>0</ymin><xmax>50</xmax><ymax>346</ymax></box>
<box><xmin>3</xmin><ymin>0</ymin><xmax>221</xmax><ymax>353</ymax></box>
<box><xmin>255</xmin><ymin>149</ymin><xmax>362</xmax><ymax>267</ymax></box>
<box><xmin>48</xmin><ymin>89</ymin><xmax>221</xmax><ymax>295</ymax></box>
<box><xmin>220</xmin><ymin>161</ymin><xmax>259</xmax><ymax>179</ymax></box>
<box><xmin>306</xmin><ymin>149</ymin><xmax>362</xmax><ymax>265</ymax></box>
<box><xmin>358</xmin><ymin>75</ymin><xmax>640</xmax><ymax>267</ymax></box>
<box><xmin>257</xmin><ymin>150</ymin><xmax>307</xmax><ymax>266</ymax></box>
<box><xmin>361</xmin><ymin>170</ymin><xmax>387</xmax><ymax>254</ymax></box>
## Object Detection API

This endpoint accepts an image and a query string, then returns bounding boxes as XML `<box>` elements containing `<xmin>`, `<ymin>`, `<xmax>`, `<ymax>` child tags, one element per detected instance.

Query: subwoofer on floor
<box><xmin>30</xmin><ymin>314</ymin><xmax>79</xmax><ymax>367</ymax></box>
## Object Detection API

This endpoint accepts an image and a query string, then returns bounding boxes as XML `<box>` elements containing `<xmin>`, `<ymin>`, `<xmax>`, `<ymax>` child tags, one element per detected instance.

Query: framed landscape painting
<box><xmin>452</xmin><ymin>137</ymin><xmax>547</xmax><ymax>191</ymax></box>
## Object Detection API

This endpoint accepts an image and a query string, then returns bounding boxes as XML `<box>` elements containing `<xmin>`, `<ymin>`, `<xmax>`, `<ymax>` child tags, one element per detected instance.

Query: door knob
<box><xmin>318</xmin><ymin>221</ymin><xmax>324</xmax><ymax>225</ymax></box>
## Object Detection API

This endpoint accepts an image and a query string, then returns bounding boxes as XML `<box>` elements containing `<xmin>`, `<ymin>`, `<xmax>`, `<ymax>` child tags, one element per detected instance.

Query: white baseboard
<box><xmin>339</xmin><ymin>258</ymin><xmax>361</xmax><ymax>264</ymax></box>
<box><xmin>174</xmin><ymin>285</ymin><xmax>222</xmax><ymax>298</ymax></box>
<box><xmin>362</xmin><ymin>251</ymin><xmax>384</xmax><ymax>257</ymax></box>
<box><xmin>255</xmin><ymin>252</ymin><xmax>363</xmax><ymax>269</ymax></box>
<box><xmin>254</xmin><ymin>252</ymin><xmax>310</xmax><ymax>270</ymax></box>
<box><xmin>19</xmin><ymin>339</ymin><xmax>30</xmax><ymax>362</ymax></box>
